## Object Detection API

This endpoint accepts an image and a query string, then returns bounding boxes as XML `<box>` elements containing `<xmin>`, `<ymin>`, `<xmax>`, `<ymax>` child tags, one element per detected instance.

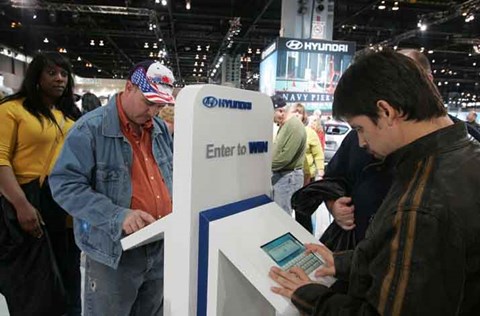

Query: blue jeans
<box><xmin>84</xmin><ymin>240</ymin><xmax>164</xmax><ymax>316</ymax></box>
<box><xmin>272</xmin><ymin>169</ymin><xmax>304</xmax><ymax>215</ymax></box>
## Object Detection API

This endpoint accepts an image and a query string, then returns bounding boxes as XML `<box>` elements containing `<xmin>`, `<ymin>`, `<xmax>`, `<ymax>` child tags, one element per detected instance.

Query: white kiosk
<box><xmin>121</xmin><ymin>85</ymin><xmax>333</xmax><ymax>316</ymax></box>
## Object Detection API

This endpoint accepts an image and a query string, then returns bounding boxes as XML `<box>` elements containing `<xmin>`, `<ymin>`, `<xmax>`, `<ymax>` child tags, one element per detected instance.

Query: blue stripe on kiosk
<box><xmin>197</xmin><ymin>195</ymin><xmax>272</xmax><ymax>316</ymax></box>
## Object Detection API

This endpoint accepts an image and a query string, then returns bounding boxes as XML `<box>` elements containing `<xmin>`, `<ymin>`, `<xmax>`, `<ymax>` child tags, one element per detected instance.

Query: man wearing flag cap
<box><xmin>49</xmin><ymin>61</ymin><xmax>175</xmax><ymax>315</ymax></box>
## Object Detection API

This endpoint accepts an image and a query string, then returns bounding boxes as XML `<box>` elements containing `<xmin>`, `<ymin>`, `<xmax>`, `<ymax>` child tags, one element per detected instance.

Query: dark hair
<box><xmin>333</xmin><ymin>50</ymin><xmax>445</xmax><ymax>122</ymax></box>
<box><xmin>271</xmin><ymin>94</ymin><xmax>286</xmax><ymax>109</ymax></box>
<box><xmin>0</xmin><ymin>52</ymin><xmax>81</xmax><ymax>125</ymax></box>
<box><xmin>81</xmin><ymin>92</ymin><xmax>101</xmax><ymax>113</ymax></box>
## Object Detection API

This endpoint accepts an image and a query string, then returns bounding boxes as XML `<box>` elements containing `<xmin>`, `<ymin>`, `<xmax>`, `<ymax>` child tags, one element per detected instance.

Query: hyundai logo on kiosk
<box><xmin>202</xmin><ymin>96</ymin><xmax>218</xmax><ymax>108</ymax></box>
<box><xmin>202</xmin><ymin>96</ymin><xmax>252</xmax><ymax>110</ymax></box>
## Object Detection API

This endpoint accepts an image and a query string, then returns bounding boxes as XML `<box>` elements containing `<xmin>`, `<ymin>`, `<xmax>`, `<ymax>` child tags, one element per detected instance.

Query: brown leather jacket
<box><xmin>292</xmin><ymin>122</ymin><xmax>480</xmax><ymax>316</ymax></box>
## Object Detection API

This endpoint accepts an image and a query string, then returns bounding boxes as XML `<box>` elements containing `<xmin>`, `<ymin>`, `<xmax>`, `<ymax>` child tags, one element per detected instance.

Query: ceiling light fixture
<box><xmin>161</xmin><ymin>0</ymin><xmax>167</xmax><ymax>6</ymax></box>
<box><xmin>43</xmin><ymin>37</ymin><xmax>49</xmax><ymax>43</ymax></box>
<box><xmin>465</xmin><ymin>14</ymin><xmax>474</xmax><ymax>22</ymax></box>
<box><xmin>90</xmin><ymin>40</ymin><xmax>95</xmax><ymax>46</ymax></box>
<box><xmin>144</xmin><ymin>42</ymin><xmax>149</xmax><ymax>48</ymax></box>
<box><xmin>33</xmin><ymin>14</ymin><xmax>37</xmax><ymax>19</ymax></box>
<box><xmin>186</xmin><ymin>0</ymin><xmax>191</xmax><ymax>10</ymax></box>
<box><xmin>417</xmin><ymin>20</ymin><xmax>427</xmax><ymax>31</ymax></box>
<box><xmin>392</xmin><ymin>2</ymin><xmax>399</xmax><ymax>11</ymax></box>
<box><xmin>209</xmin><ymin>17</ymin><xmax>241</xmax><ymax>78</ymax></box>
<box><xmin>77</xmin><ymin>56</ymin><xmax>81</xmax><ymax>61</ymax></box>
<box><xmin>99</xmin><ymin>40</ymin><xmax>104</xmax><ymax>46</ymax></box>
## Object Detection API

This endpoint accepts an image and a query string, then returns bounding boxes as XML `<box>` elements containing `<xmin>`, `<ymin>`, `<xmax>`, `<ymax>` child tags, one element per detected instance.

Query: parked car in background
<box><xmin>324</xmin><ymin>121</ymin><xmax>352</xmax><ymax>162</ymax></box>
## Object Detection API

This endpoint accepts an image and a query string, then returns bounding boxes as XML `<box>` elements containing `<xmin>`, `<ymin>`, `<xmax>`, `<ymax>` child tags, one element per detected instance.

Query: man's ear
<box><xmin>125</xmin><ymin>80</ymin><xmax>134</xmax><ymax>93</ymax></box>
<box><xmin>376</xmin><ymin>100</ymin><xmax>398</xmax><ymax>126</ymax></box>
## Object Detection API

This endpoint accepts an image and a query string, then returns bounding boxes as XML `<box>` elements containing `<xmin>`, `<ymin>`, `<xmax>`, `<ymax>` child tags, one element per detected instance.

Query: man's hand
<box><xmin>305</xmin><ymin>243</ymin><xmax>336</xmax><ymax>278</ymax></box>
<box><xmin>269</xmin><ymin>266</ymin><xmax>313</xmax><ymax>298</ymax></box>
<box><xmin>15</xmin><ymin>201</ymin><xmax>44</xmax><ymax>238</ymax></box>
<box><xmin>122</xmin><ymin>210</ymin><xmax>156</xmax><ymax>235</ymax></box>
<box><xmin>327</xmin><ymin>196</ymin><xmax>355</xmax><ymax>230</ymax></box>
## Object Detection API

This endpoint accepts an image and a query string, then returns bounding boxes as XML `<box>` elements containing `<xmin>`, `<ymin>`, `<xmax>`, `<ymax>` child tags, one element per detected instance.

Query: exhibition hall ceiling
<box><xmin>0</xmin><ymin>0</ymin><xmax>478</xmax><ymax>96</ymax></box>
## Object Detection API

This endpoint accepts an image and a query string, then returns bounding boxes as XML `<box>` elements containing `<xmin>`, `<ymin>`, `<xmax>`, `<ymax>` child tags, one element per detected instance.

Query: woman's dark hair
<box><xmin>0</xmin><ymin>52</ymin><xmax>81</xmax><ymax>124</ymax></box>
<box><xmin>81</xmin><ymin>92</ymin><xmax>101</xmax><ymax>113</ymax></box>
<box><xmin>333</xmin><ymin>50</ymin><xmax>446</xmax><ymax>123</ymax></box>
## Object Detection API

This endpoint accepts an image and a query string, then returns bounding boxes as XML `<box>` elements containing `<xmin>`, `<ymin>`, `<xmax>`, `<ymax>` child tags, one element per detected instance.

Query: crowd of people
<box><xmin>0</xmin><ymin>48</ymin><xmax>479</xmax><ymax>316</ymax></box>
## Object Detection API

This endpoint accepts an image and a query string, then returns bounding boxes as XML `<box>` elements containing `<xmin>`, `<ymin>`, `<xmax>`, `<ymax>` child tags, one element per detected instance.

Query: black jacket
<box><xmin>324</xmin><ymin>131</ymin><xmax>393</xmax><ymax>242</ymax></box>
<box><xmin>324</xmin><ymin>115</ymin><xmax>480</xmax><ymax>242</ymax></box>
<box><xmin>292</xmin><ymin>122</ymin><xmax>480</xmax><ymax>315</ymax></box>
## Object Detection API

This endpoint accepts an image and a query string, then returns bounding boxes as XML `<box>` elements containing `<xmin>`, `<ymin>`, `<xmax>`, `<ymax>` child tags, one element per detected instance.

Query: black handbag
<box><xmin>0</xmin><ymin>179</ymin><xmax>67</xmax><ymax>316</ymax></box>
<box><xmin>319</xmin><ymin>221</ymin><xmax>357</xmax><ymax>252</ymax></box>
<box><xmin>291</xmin><ymin>177</ymin><xmax>357</xmax><ymax>251</ymax></box>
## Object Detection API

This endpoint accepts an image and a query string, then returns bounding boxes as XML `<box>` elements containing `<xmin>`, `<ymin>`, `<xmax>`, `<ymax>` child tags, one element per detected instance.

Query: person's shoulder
<box><xmin>0</xmin><ymin>98</ymin><xmax>24</xmax><ymax>114</ymax></box>
<box><xmin>287</xmin><ymin>116</ymin><xmax>306</xmax><ymax>129</ymax></box>
<box><xmin>305</xmin><ymin>125</ymin><xmax>318</xmax><ymax>138</ymax></box>
<box><xmin>152</xmin><ymin>116</ymin><xmax>170</xmax><ymax>134</ymax></box>
<box><xmin>70</xmin><ymin>106</ymin><xmax>107</xmax><ymax>137</ymax></box>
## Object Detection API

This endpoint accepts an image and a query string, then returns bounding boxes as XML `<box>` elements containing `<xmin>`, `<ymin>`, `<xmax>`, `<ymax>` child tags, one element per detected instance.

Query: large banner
<box><xmin>260</xmin><ymin>37</ymin><xmax>356</xmax><ymax>112</ymax></box>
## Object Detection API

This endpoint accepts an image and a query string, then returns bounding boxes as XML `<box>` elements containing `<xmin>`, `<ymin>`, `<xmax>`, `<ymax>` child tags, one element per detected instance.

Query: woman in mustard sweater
<box><xmin>0</xmin><ymin>52</ymin><xmax>81</xmax><ymax>315</ymax></box>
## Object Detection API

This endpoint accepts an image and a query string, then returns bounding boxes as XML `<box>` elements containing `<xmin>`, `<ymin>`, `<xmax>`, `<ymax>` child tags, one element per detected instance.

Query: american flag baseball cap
<box><xmin>128</xmin><ymin>61</ymin><xmax>175</xmax><ymax>104</ymax></box>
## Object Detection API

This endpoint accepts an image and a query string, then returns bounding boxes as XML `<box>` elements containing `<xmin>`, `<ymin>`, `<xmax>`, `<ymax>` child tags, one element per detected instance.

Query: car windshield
<box><xmin>325</xmin><ymin>124</ymin><xmax>350</xmax><ymax>135</ymax></box>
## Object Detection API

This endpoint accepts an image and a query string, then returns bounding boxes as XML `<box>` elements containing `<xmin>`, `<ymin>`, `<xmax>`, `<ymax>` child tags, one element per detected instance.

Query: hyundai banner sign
<box><xmin>280</xmin><ymin>37</ymin><xmax>355</xmax><ymax>54</ymax></box>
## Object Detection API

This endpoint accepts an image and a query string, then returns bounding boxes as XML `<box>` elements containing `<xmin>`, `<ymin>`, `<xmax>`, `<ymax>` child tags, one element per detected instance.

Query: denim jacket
<box><xmin>49</xmin><ymin>95</ymin><xmax>173</xmax><ymax>269</ymax></box>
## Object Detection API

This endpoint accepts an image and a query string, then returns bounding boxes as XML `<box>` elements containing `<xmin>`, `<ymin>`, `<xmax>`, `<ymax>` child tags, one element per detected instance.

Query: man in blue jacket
<box><xmin>50</xmin><ymin>61</ymin><xmax>175</xmax><ymax>315</ymax></box>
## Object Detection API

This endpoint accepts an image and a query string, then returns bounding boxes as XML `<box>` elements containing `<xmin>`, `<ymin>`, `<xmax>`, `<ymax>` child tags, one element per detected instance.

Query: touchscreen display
<box><xmin>261</xmin><ymin>233</ymin><xmax>305</xmax><ymax>267</ymax></box>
